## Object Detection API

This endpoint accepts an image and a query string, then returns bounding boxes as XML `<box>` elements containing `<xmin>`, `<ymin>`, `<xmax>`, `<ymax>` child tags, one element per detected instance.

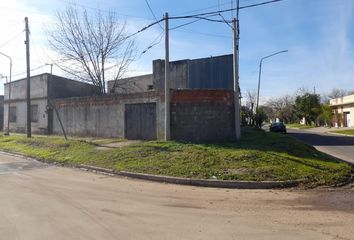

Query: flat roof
<box><xmin>330</xmin><ymin>94</ymin><xmax>354</xmax><ymax>106</ymax></box>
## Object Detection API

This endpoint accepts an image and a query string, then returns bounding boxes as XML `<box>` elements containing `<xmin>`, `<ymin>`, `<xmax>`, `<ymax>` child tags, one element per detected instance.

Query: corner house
<box><xmin>330</xmin><ymin>94</ymin><xmax>354</xmax><ymax>128</ymax></box>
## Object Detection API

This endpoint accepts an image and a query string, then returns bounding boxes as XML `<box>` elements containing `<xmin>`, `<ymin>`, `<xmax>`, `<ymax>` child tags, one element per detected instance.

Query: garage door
<box><xmin>125</xmin><ymin>103</ymin><xmax>157</xmax><ymax>140</ymax></box>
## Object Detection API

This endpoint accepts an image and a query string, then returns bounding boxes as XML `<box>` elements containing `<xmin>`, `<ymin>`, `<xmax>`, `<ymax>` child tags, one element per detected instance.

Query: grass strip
<box><xmin>0</xmin><ymin>128</ymin><xmax>351</xmax><ymax>187</ymax></box>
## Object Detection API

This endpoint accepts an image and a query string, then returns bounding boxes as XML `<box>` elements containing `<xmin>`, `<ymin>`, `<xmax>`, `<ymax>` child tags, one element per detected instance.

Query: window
<box><xmin>31</xmin><ymin>105</ymin><xmax>38</xmax><ymax>123</ymax></box>
<box><xmin>9</xmin><ymin>106</ymin><xmax>16</xmax><ymax>123</ymax></box>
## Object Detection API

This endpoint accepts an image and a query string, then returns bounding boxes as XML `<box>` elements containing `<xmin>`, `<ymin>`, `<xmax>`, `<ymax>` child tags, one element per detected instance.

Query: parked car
<box><xmin>269</xmin><ymin>122</ymin><xmax>287</xmax><ymax>134</ymax></box>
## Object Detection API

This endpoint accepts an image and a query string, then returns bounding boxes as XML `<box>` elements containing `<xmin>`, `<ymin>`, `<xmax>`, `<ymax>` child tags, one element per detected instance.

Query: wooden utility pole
<box><xmin>25</xmin><ymin>17</ymin><xmax>31</xmax><ymax>138</ymax></box>
<box><xmin>233</xmin><ymin>18</ymin><xmax>241</xmax><ymax>140</ymax></box>
<box><xmin>164</xmin><ymin>12</ymin><xmax>170</xmax><ymax>141</ymax></box>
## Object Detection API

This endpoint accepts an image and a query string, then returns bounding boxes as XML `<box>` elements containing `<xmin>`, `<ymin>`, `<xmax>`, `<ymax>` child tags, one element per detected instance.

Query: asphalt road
<box><xmin>288</xmin><ymin>128</ymin><xmax>354</xmax><ymax>165</ymax></box>
<box><xmin>1</xmin><ymin>151</ymin><xmax>354</xmax><ymax>240</ymax></box>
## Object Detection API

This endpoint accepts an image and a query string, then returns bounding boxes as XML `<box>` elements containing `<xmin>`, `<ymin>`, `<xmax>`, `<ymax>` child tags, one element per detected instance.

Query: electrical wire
<box><xmin>218</xmin><ymin>13</ymin><xmax>233</xmax><ymax>28</ymax></box>
<box><xmin>171</xmin><ymin>0</ymin><xmax>283</xmax><ymax>19</ymax></box>
<box><xmin>144</xmin><ymin>0</ymin><xmax>164</xmax><ymax>29</ymax></box>
<box><xmin>29</xmin><ymin>33</ymin><xmax>46</xmax><ymax>66</ymax></box>
<box><xmin>140</xmin><ymin>30</ymin><xmax>165</xmax><ymax>56</ymax></box>
<box><xmin>169</xmin><ymin>19</ymin><xmax>202</xmax><ymax>31</ymax></box>
<box><xmin>174</xmin><ymin>29</ymin><xmax>231</xmax><ymax>39</ymax></box>
<box><xmin>170</xmin><ymin>15</ymin><xmax>231</xmax><ymax>24</ymax></box>
<box><xmin>239</xmin><ymin>0</ymin><xmax>283</xmax><ymax>10</ymax></box>
<box><xmin>122</xmin><ymin>18</ymin><xmax>165</xmax><ymax>41</ymax></box>
<box><xmin>0</xmin><ymin>30</ymin><xmax>25</xmax><ymax>49</ymax></box>
<box><xmin>175</xmin><ymin>0</ymin><xmax>231</xmax><ymax>15</ymax></box>
<box><xmin>53</xmin><ymin>0</ymin><xmax>154</xmax><ymax>21</ymax></box>
<box><xmin>12</xmin><ymin>64</ymin><xmax>48</xmax><ymax>78</ymax></box>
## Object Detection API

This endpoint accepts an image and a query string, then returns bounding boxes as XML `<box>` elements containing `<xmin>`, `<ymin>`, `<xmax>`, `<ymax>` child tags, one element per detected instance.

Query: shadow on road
<box><xmin>289</xmin><ymin>131</ymin><xmax>354</xmax><ymax>147</ymax></box>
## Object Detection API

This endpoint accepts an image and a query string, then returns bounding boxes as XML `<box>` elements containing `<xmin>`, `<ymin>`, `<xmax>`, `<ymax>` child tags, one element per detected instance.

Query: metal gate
<box><xmin>124</xmin><ymin>103</ymin><xmax>157</xmax><ymax>140</ymax></box>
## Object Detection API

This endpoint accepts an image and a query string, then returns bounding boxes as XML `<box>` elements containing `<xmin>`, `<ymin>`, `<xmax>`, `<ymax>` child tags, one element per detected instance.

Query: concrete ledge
<box><xmin>79</xmin><ymin>164</ymin><xmax>301</xmax><ymax>189</ymax></box>
<box><xmin>327</xmin><ymin>131</ymin><xmax>354</xmax><ymax>138</ymax></box>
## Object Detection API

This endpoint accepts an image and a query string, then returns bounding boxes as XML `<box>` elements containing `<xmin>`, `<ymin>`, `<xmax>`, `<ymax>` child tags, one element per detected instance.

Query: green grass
<box><xmin>0</xmin><ymin>128</ymin><xmax>351</xmax><ymax>187</ymax></box>
<box><xmin>330</xmin><ymin>129</ymin><xmax>354</xmax><ymax>136</ymax></box>
<box><xmin>286</xmin><ymin>123</ymin><xmax>317</xmax><ymax>129</ymax></box>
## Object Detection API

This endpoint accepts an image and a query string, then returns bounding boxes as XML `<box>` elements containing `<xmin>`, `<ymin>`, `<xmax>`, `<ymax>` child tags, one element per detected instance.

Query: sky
<box><xmin>0</xmin><ymin>0</ymin><xmax>353</xmax><ymax>102</ymax></box>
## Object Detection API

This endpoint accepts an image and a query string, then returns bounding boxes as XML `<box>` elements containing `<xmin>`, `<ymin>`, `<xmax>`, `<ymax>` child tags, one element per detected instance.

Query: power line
<box><xmin>0</xmin><ymin>31</ymin><xmax>25</xmax><ymax>49</ymax></box>
<box><xmin>140</xmin><ymin>30</ymin><xmax>165</xmax><ymax>56</ymax></box>
<box><xmin>123</xmin><ymin>18</ymin><xmax>165</xmax><ymax>41</ymax></box>
<box><xmin>12</xmin><ymin>64</ymin><xmax>48</xmax><ymax>78</ymax></box>
<box><xmin>144</xmin><ymin>0</ymin><xmax>164</xmax><ymax>29</ymax></box>
<box><xmin>54</xmin><ymin>0</ymin><xmax>154</xmax><ymax>21</ymax></box>
<box><xmin>239</xmin><ymin>0</ymin><xmax>283</xmax><ymax>10</ymax></box>
<box><xmin>169</xmin><ymin>19</ymin><xmax>202</xmax><ymax>31</ymax></box>
<box><xmin>174</xmin><ymin>29</ymin><xmax>231</xmax><ymax>39</ymax></box>
<box><xmin>175</xmin><ymin>0</ymin><xmax>232</xmax><ymax>15</ymax></box>
<box><xmin>219</xmin><ymin>13</ymin><xmax>233</xmax><ymax>28</ymax></box>
<box><xmin>170</xmin><ymin>14</ymin><xmax>232</xmax><ymax>23</ymax></box>
<box><xmin>171</xmin><ymin>0</ymin><xmax>283</xmax><ymax>19</ymax></box>
<box><xmin>21</xmin><ymin>0</ymin><xmax>283</xmax><ymax>76</ymax></box>
<box><xmin>29</xmin><ymin>33</ymin><xmax>46</xmax><ymax>66</ymax></box>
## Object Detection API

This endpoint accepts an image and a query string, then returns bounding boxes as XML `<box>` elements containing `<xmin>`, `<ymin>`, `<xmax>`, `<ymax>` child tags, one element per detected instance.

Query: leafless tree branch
<box><xmin>47</xmin><ymin>5</ymin><xmax>136</xmax><ymax>94</ymax></box>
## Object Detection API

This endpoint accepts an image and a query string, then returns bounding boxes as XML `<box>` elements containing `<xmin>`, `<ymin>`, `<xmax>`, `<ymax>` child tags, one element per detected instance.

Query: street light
<box><xmin>256</xmin><ymin>50</ymin><xmax>288</xmax><ymax>112</ymax></box>
<box><xmin>0</xmin><ymin>74</ymin><xmax>8</xmax><ymax>82</ymax></box>
<box><xmin>0</xmin><ymin>51</ymin><xmax>12</xmax><ymax>135</ymax></box>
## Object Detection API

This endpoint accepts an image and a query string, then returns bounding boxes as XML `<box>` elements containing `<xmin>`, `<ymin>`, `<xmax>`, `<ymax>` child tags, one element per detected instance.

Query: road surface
<box><xmin>0</xmin><ymin>152</ymin><xmax>354</xmax><ymax>240</ymax></box>
<box><xmin>288</xmin><ymin>128</ymin><xmax>354</xmax><ymax>165</ymax></box>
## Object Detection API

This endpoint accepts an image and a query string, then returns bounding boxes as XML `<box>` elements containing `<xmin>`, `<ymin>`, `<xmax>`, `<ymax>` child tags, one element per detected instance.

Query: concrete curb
<box><xmin>79</xmin><ymin>164</ymin><xmax>302</xmax><ymax>189</ymax></box>
<box><xmin>0</xmin><ymin>151</ymin><xmax>302</xmax><ymax>189</ymax></box>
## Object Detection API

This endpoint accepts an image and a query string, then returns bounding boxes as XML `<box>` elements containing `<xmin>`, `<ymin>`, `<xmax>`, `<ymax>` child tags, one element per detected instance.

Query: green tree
<box><xmin>266</xmin><ymin>95</ymin><xmax>298</xmax><ymax>124</ymax></box>
<box><xmin>317</xmin><ymin>104</ymin><xmax>334</xmax><ymax>126</ymax></box>
<box><xmin>254</xmin><ymin>107</ymin><xmax>268</xmax><ymax>128</ymax></box>
<box><xmin>241</xmin><ymin>106</ymin><xmax>252</xmax><ymax>126</ymax></box>
<box><xmin>295</xmin><ymin>93</ymin><xmax>321</xmax><ymax>125</ymax></box>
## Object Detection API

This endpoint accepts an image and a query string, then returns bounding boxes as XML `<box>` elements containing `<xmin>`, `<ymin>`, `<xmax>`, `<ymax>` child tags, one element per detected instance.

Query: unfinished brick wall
<box><xmin>170</xmin><ymin>89</ymin><xmax>235</xmax><ymax>142</ymax></box>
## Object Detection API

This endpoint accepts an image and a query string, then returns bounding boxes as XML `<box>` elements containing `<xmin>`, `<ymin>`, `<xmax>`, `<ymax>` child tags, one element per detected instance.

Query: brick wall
<box><xmin>170</xmin><ymin>89</ymin><xmax>235</xmax><ymax>142</ymax></box>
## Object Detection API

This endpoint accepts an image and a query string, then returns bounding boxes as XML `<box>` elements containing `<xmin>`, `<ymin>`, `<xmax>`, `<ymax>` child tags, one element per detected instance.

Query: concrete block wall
<box><xmin>4</xmin><ymin>99</ymin><xmax>49</xmax><ymax>134</ymax></box>
<box><xmin>3</xmin><ymin>75</ymin><xmax>49</xmax><ymax>134</ymax></box>
<box><xmin>53</xmin><ymin>91</ymin><xmax>165</xmax><ymax>138</ymax></box>
<box><xmin>107</xmin><ymin>74</ymin><xmax>153</xmax><ymax>94</ymax></box>
<box><xmin>170</xmin><ymin>89</ymin><xmax>235</xmax><ymax>142</ymax></box>
<box><xmin>48</xmin><ymin>75</ymin><xmax>101</xmax><ymax>98</ymax></box>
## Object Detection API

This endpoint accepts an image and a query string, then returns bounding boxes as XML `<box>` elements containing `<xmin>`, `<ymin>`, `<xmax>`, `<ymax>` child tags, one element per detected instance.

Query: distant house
<box><xmin>3</xmin><ymin>73</ymin><xmax>100</xmax><ymax>134</ymax></box>
<box><xmin>330</xmin><ymin>94</ymin><xmax>354</xmax><ymax>128</ymax></box>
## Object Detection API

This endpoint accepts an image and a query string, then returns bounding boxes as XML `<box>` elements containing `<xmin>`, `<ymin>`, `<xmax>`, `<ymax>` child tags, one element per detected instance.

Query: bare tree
<box><xmin>47</xmin><ymin>5</ymin><xmax>136</xmax><ymax>94</ymax></box>
<box><xmin>245</xmin><ymin>89</ymin><xmax>257</xmax><ymax>125</ymax></box>
<box><xmin>245</xmin><ymin>89</ymin><xmax>257</xmax><ymax>112</ymax></box>
<box><xmin>266</xmin><ymin>94</ymin><xmax>297</xmax><ymax>123</ymax></box>
<box><xmin>321</xmin><ymin>88</ymin><xmax>350</xmax><ymax>103</ymax></box>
